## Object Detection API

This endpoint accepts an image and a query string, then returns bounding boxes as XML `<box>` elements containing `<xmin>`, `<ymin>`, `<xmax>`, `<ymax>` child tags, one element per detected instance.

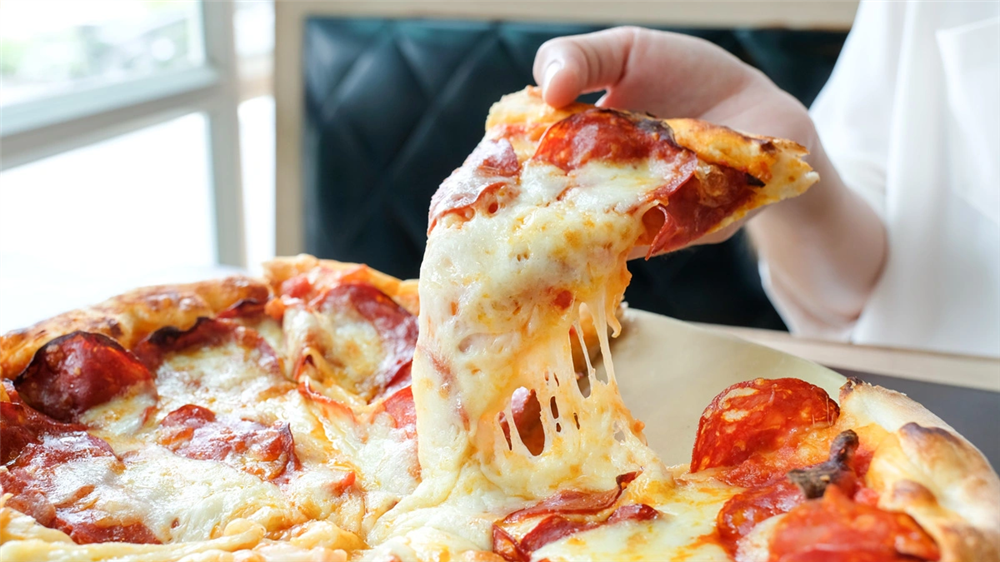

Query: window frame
<box><xmin>0</xmin><ymin>0</ymin><xmax>246</xmax><ymax>267</ymax></box>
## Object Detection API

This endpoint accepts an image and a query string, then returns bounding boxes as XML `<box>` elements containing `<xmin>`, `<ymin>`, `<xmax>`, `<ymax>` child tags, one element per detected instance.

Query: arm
<box><xmin>534</xmin><ymin>27</ymin><xmax>886</xmax><ymax>332</ymax></box>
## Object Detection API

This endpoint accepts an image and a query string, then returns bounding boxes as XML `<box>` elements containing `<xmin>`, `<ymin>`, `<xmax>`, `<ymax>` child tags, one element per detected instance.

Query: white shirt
<box><xmin>766</xmin><ymin>0</ymin><xmax>1000</xmax><ymax>358</ymax></box>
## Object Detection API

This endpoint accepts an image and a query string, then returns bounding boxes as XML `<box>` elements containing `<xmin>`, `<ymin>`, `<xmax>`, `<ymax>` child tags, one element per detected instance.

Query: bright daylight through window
<box><xmin>1</xmin><ymin>1</ymin><xmax>205</xmax><ymax>106</ymax></box>
<box><xmin>0</xmin><ymin>1</ymin><xmax>278</xmax><ymax>333</ymax></box>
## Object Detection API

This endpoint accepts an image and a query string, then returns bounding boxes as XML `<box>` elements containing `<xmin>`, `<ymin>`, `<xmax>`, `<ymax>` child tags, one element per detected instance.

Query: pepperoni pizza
<box><xmin>1</xmin><ymin>88</ymin><xmax>997</xmax><ymax>562</ymax></box>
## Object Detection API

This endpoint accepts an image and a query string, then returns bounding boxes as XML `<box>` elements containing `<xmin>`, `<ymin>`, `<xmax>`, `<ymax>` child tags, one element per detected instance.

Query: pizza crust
<box><xmin>667</xmin><ymin>118</ymin><xmax>817</xmax><ymax>236</ymax></box>
<box><xmin>0</xmin><ymin>276</ymin><xmax>269</xmax><ymax>379</ymax></box>
<box><xmin>0</xmin><ymin>257</ymin><xmax>421</xmax><ymax>381</ymax></box>
<box><xmin>839</xmin><ymin>379</ymin><xmax>1000</xmax><ymax>562</ymax></box>
<box><xmin>485</xmin><ymin>87</ymin><xmax>812</xmax><ymax>181</ymax></box>
<box><xmin>263</xmin><ymin>254</ymin><xmax>420</xmax><ymax>316</ymax></box>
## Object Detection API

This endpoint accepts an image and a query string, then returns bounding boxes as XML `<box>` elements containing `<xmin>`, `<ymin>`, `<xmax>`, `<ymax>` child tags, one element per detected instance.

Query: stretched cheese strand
<box><xmin>371</xmin><ymin>88</ymin><xmax>817</xmax><ymax>555</ymax></box>
<box><xmin>400</xmin><ymin>158</ymin><xmax>673</xmax><ymax>523</ymax></box>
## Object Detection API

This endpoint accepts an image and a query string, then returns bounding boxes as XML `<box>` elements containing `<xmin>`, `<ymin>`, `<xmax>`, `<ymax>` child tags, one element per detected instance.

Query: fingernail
<box><xmin>542</xmin><ymin>61</ymin><xmax>563</xmax><ymax>92</ymax></box>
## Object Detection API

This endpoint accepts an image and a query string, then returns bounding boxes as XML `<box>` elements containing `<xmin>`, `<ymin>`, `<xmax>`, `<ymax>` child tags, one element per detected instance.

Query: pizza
<box><xmin>1</xmin><ymin>86</ymin><xmax>997</xmax><ymax>562</ymax></box>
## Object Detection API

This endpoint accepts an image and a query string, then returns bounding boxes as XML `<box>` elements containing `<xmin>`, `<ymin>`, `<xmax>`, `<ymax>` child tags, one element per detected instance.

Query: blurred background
<box><xmin>0</xmin><ymin>0</ymin><xmax>857</xmax><ymax>333</ymax></box>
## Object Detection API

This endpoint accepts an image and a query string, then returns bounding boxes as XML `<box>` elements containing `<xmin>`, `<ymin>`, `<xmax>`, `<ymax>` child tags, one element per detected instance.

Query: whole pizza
<box><xmin>1</xmin><ymin>88</ymin><xmax>996</xmax><ymax>562</ymax></box>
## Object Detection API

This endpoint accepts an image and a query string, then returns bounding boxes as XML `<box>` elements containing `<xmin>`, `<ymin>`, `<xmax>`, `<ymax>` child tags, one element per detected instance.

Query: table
<box><xmin>699</xmin><ymin>323</ymin><xmax>1000</xmax><ymax>392</ymax></box>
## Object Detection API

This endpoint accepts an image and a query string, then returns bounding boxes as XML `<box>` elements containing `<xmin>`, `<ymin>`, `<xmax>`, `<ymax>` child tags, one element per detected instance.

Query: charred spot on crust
<box><xmin>899</xmin><ymin>422</ymin><xmax>963</xmax><ymax>446</ymax></box>
<box><xmin>745</xmin><ymin>173</ymin><xmax>765</xmax><ymax>187</ymax></box>
<box><xmin>632</xmin><ymin>111</ymin><xmax>681</xmax><ymax>147</ymax></box>
<box><xmin>787</xmin><ymin>430</ymin><xmax>859</xmax><ymax>499</ymax></box>
<box><xmin>838</xmin><ymin>376</ymin><xmax>865</xmax><ymax>400</ymax></box>
<box><xmin>756</xmin><ymin>139</ymin><xmax>778</xmax><ymax>154</ymax></box>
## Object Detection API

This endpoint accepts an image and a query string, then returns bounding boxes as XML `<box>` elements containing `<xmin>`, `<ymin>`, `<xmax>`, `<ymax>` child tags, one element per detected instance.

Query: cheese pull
<box><xmin>409</xmin><ymin>87</ymin><xmax>817</xmax><ymax>505</ymax></box>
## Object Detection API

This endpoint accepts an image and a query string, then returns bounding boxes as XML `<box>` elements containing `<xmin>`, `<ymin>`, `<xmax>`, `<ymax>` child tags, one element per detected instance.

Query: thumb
<box><xmin>533</xmin><ymin>27</ymin><xmax>641</xmax><ymax>108</ymax></box>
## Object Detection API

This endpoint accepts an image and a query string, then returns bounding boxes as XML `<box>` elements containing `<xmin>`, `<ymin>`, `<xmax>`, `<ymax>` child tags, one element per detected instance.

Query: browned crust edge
<box><xmin>839</xmin><ymin>379</ymin><xmax>1000</xmax><ymax>562</ymax></box>
<box><xmin>262</xmin><ymin>254</ymin><xmax>419</xmax><ymax>315</ymax></box>
<box><xmin>485</xmin><ymin>87</ymin><xmax>808</xmax><ymax>171</ymax></box>
<box><xmin>0</xmin><ymin>257</ymin><xmax>422</xmax><ymax>381</ymax></box>
<box><xmin>0</xmin><ymin>275</ymin><xmax>269</xmax><ymax>379</ymax></box>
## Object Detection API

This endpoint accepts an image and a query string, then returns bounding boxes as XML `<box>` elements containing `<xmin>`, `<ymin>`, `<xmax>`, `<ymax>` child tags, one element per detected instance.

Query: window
<box><xmin>0</xmin><ymin>114</ymin><xmax>216</xmax><ymax>331</ymax></box>
<box><xmin>1</xmin><ymin>1</ymin><xmax>205</xmax><ymax>107</ymax></box>
<box><xmin>0</xmin><ymin>0</ymin><xmax>268</xmax><ymax>332</ymax></box>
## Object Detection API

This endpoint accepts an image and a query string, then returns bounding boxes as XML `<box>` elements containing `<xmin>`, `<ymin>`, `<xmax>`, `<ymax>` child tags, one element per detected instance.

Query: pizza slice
<box><xmin>431</xmin><ymin>86</ymin><xmax>816</xmax><ymax>256</ymax></box>
<box><xmin>408</xmin><ymin>85</ymin><xmax>820</xmax><ymax>501</ymax></box>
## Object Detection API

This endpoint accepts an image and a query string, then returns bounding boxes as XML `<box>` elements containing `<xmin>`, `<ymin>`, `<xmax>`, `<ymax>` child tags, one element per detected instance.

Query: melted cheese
<box><xmin>152</xmin><ymin>337</ymin><xmax>290</xmax><ymax>422</ymax></box>
<box><xmin>1</xmin><ymin>308</ymin><xmax>418</xmax><ymax>561</ymax></box>
<box><xmin>412</xmin><ymin>159</ymin><xmax>667</xmax><ymax>495</ymax></box>
<box><xmin>363</xmin><ymin>150</ymin><xmax>700</xmax><ymax>555</ymax></box>
<box><xmin>0</xmin><ymin>92</ymin><xmax>821</xmax><ymax>561</ymax></box>
<box><xmin>535</xmin><ymin>470</ymin><xmax>734</xmax><ymax>561</ymax></box>
<box><xmin>118</xmin><ymin>447</ymin><xmax>298</xmax><ymax>541</ymax></box>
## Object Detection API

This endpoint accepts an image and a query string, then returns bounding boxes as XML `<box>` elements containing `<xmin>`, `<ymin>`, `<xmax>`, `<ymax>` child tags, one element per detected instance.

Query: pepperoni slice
<box><xmin>533</xmin><ymin>110</ymin><xmax>686</xmax><ymax>172</ymax></box>
<box><xmin>717</xmin><ymin>478</ymin><xmax>804</xmax><ymax>556</ymax></box>
<box><xmin>531</xmin><ymin>109</ymin><xmax>760</xmax><ymax>253</ymax></box>
<box><xmin>1</xmin><ymin>381</ymin><xmax>114</xmax><ymax>465</ymax></box>
<box><xmin>157</xmin><ymin>404</ymin><xmax>298</xmax><ymax>481</ymax></box>
<box><xmin>275</xmin><ymin>264</ymin><xmax>405</xmax><ymax>305</ymax></box>
<box><xmin>691</xmin><ymin>378</ymin><xmax>839</xmax><ymax>474</ymax></box>
<box><xmin>523</xmin><ymin>504</ymin><xmax>657</xmax><ymax>550</ymax></box>
<box><xmin>499</xmin><ymin>387</ymin><xmax>545</xmax><ymax>455</ymax></box>
<box><xmin>280</xmin><ymin>273</ymin><xmax>315</xmax><ymax>300</ymax></box>
<box><xmin>492</xmin><ymin>473</ymin><xmax>653</xmax><ymax>560</ymax></box>
<box><xmin>2</xmin><ymin>388</ymin><xmax>72</xmax><ymax>467</ymax></box>
<box><xmin>493</xmin><ymin>496</ymin><xmax>657</xmax><ymax>562</ymax></box>
<box><xmin>428</xmin><ymin>138</ymin><xmax>520</xmax><ymax>230</ymax></box>
<box><xmin>716</xmin><ymin>430</ymin><xmax>885</xmax><ymax>557</ymax></box>
<box><xmin>134</xmin><ymin>318</ymin><xmax>281</xmax><ymax>376</ymax></box>
<box><xmin>644</xmin><ymin>163</ymin><xmax>759</xmax><ymax>254</ymax></box>
<box><xmin>381</xmin><ymin>385</ymin><xmax>416</xmax><ymax>440</ymax></box>
<box><xmin>769</xmin><ymin>486</ymin><xmax>941</xmax><ymax>562</ymax></box>
<box><xmin>606</xmin><ymin>503</ymin><xmax>658</xmax><ymax>523</ymax></box>
<box><xmin>297</xmin><ymin>377</ymin><xmax>358</xmax><ymax>425</ymax></box>
<box><xmin>517</xmin><ymin>515</ymin><xmax>591</xmax><ymax>554</ymax></box>
<box><xmin>501</xmin><ymin>472</ymin><xmax>639</xmax><ymax>524</ymax></box>
<box><xmin>2</xmin><ymin>447</ymin><xmax>161</xmax><ymax>546</ymax></box>
<box><xmin>0</xmin><ymin>381</ymin><xmax>159</xmax><ymax>544</ymax></box>
<box><xmin>493</xmin><ymin>525</ymin><xmax>530</xmax><ymax>562</ymax></box>
<box><xmin>14</xmin><ymin>332</ymin><xmax>156</xmax><ymax>423</ymax></box>
<box><xmin>308</xmin><ymin>283</ymin><xmax>418</xmax><ymax>400</ymax></box>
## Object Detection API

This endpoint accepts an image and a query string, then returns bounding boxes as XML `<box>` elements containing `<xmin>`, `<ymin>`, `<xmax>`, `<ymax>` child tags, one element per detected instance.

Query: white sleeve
<box><xmin>809</xmin><ymin>1</ymin><xmax>906</xmax><ymax>220</ymax></box>
<box><xmin>761</xmin><ymin>0</ymin><xmax>903</xmax><ymax>338</ymax></box>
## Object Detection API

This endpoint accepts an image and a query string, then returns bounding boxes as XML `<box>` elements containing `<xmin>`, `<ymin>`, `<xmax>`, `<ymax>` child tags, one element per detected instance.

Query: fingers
<box><xmin>534</xmin><ymin>27</ymin><xmax>758</xmax><ymax>118</ymax></box>
<box><xmin>533</xmin><ymin>27</ymin><xmax>640</xmax><ymax>108</ymax></box>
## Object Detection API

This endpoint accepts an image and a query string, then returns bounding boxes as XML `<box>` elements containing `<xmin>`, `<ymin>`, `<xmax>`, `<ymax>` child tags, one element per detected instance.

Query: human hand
<box><xmin>533</xmin><ymin>27</ymin><xmax>817</xmax><ymax>245</ymax></box>
<box><xmin>532</xmin><ymin>27</ymin><xmax>886</xmax><ymax>326</ymax></box>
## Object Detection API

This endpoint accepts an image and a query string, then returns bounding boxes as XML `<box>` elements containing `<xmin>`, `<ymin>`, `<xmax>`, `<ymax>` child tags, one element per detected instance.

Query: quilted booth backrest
<box><xmin>301</xmin><ymin>20</ymin><xmax>846</xmax><ymax>329</ymax></box>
